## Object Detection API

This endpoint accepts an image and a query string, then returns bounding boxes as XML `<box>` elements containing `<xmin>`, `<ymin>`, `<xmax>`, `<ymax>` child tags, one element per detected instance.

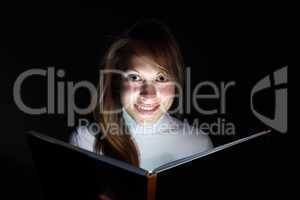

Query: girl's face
<box><xmin>121</xmin><ymin>56</ymin><xmax>175</xmax><ymax>124</ymax></box>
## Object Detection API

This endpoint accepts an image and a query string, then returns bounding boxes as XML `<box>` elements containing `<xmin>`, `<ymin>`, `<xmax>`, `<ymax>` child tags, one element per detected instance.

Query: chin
<box><xmin>135</xmin><ymin>112</ymin><xmax>163</xmax><ymax>124</ymax></box>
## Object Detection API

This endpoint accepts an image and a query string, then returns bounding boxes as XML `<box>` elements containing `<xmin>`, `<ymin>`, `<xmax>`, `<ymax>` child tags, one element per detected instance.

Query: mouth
<box><xmin>134</xmin><ymin>103</ymin><xmax>160</xmax><ymax>114</ymax></box>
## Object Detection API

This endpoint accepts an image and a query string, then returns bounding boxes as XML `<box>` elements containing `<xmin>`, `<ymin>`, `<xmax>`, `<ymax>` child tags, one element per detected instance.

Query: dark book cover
<box><xmin>26</xmin><ymin>129</ymin><xmax>280</xmax><ymax>200</ymax></box>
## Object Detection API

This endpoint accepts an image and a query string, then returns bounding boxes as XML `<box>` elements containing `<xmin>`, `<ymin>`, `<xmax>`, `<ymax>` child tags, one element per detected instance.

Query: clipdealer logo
<box><xmin>250</xmin><ymin>66</ymin><xmax>288</xmax><ymax>133</ymax></box>
<box><xmin>12</xmin><ymin>65</ymin><xmax>288</xmax><ymax>135</ymax></box>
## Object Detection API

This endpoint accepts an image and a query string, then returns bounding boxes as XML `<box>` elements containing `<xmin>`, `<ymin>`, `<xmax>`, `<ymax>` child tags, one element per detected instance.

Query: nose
<box><xmin>140</xmin><ymin>82</ymin><xmax>157</xmax><ymax>100</ymax></box>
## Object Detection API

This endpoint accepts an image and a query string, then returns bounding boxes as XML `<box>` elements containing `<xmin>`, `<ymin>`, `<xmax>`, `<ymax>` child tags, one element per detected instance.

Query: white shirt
<box><xmin>69</xmin><ymin>109</ymin><xmax>213</xmax><ymax>172</ymax></box>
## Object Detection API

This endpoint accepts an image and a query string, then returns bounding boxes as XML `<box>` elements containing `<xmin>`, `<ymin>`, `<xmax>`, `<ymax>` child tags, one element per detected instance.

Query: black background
<box><xmin>1</xmin><ymin>3</ymin><xmax>293</xmax><ymax>200</ymax></box>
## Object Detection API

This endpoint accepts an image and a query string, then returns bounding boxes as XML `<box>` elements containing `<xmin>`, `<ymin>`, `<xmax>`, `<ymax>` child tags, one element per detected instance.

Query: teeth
<box><xmin>136</xmin><ymin>104</ymin><xmax>157</xmax><ymax>111</ymax></box>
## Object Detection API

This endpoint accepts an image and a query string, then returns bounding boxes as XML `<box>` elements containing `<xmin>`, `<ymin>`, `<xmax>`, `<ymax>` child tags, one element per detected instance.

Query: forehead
<box><xmin>129</xmin><ymin>56</ymin><xmax>168</xmax><ymax>75</ymax></box>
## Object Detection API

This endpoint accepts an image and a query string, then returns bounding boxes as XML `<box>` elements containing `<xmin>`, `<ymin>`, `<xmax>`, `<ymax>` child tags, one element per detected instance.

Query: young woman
<box><xmin>70</xmin><ymin>19</ymin><xmax>213</xmax><ymax>172</ymax></box>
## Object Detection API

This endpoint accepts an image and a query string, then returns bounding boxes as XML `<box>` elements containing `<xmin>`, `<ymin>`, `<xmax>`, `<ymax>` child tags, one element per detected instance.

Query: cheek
<box><xmin>121</xmin><ymin>83</ymin><xmax>140</xmax><ymax>106</ymax></box>
<box><xmin>157</xmin><ymin>84</ymin><xmax>175</xmax><ymax>103</ymax></box>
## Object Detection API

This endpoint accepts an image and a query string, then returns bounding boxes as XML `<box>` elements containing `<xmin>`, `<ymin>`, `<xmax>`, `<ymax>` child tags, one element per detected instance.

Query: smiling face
<box><xmin>121</xmin><ymin>56</ymin><xmax>176</xmax><ymax>124</ymax></box>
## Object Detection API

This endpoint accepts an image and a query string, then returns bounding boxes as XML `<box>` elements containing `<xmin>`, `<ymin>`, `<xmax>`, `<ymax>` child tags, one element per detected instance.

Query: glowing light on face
<box><xmin>121</xmin><ymin>56</ymin><xmax>175</xmax><ymax>124</ymax></box>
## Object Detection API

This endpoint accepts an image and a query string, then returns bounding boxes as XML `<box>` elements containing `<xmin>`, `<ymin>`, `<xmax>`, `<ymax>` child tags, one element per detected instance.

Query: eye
<box><xmin>126</xmin><ymin>73</ymin><xmax>142</xmax><ymax>82</ymax></box>
<box><xmin>156</xmin><ymin>74</ymin><xmax>169</xmax><ymax>82</ymax></box>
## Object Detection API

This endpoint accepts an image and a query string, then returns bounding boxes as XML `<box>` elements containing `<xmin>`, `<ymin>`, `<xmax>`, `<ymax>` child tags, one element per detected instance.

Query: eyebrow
<box><xmin>156</xmin><ymin>65</ymin><xmax>169</xmax><ymax>75</ymax></box>
<box><xmin>125</xmin><ymin>69</ymin><xmax>139</xmax><ymax>73</ymax></box>
<box><xmin>126</xmin><ymin>66</ymin><xmax>169</xmax><ymax>76</ymax></box>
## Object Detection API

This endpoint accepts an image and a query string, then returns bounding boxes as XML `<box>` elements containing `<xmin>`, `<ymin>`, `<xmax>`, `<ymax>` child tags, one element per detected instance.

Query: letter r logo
<box><xmin>251</xmin><ymin>66</ymin><xmax>288</xmax><ymax>133</ymax></box>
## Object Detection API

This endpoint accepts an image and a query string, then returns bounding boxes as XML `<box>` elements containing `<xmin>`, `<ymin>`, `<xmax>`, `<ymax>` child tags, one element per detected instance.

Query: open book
<box><xmin>27</xmin><ymin>129</ymin><xmax>273</xmax><ymax>200</ymax></box>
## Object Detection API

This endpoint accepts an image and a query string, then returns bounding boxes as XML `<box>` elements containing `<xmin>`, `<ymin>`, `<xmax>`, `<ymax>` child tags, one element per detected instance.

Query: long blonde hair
<box><xmin>94</xmin><ymin>20</ymin><xmax>184</xmax><ymax>167</ymax></box>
